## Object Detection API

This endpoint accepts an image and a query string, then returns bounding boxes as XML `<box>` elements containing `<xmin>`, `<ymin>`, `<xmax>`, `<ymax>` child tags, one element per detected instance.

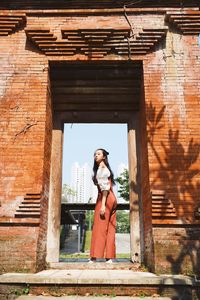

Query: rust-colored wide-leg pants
<box><xmin>90</xmin><ymin>189</ymin><xmax>117</xmax><ymax>259</ymax></box>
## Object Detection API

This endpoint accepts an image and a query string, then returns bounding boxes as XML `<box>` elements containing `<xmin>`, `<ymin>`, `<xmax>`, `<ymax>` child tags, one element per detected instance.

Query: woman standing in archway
<box><xmin>89</xmin><ymin>148</ymin><xmax>117</xmax><ymax>263</ymax></box>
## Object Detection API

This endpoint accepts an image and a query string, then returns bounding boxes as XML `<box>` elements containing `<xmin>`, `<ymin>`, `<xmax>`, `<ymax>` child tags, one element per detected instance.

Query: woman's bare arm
<box><xmin>100</xmin><ymin>190</ymin><xmax>108</xmax><ymax>216</ymax></box>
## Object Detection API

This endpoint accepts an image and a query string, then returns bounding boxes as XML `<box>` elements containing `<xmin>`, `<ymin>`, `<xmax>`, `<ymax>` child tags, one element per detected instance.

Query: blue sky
<box><xmin>62</xmin><ymin>123</ymin><xmax>128</xmax><ymax>184</ymax></box>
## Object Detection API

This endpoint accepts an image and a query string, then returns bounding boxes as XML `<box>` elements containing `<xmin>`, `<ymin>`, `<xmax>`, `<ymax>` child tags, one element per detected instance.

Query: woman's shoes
<box><xmin>88</xmin><ymin>259</ymin><xmax>94</xmax><ymax>264</ymax></box>
<box><xmin>88</xmin><ymin>258</ymin><xmax>96</xmax><ymax>263</ymax></box>
<box><xmin>88</xmin><ymin>258</ymin><xmax>113</xmax><ymax>263</ymax></box>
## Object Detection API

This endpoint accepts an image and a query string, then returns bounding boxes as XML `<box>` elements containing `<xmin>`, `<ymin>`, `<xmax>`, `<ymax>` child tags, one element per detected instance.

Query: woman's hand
<box><xmin>100</xmin><ymin>190</ymin><xmax>108</xmax><ymax>217</ymax></box>
<box><xmin>100</xmin><ymin>204</ymin><xmax>106</xmax><ymax>216</ymax></box>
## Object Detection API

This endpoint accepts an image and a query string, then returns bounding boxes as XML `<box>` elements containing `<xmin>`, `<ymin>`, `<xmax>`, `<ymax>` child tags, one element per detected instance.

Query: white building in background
<box><xmin>67</xmin><ymin>162</ymin><xmax>128</xmax><ymax>204</ymax></box>
<box><xmin>116</xmin><ymin>163</ymin><xmax>128</xmax><ymax>203</ymax></box>
<box><xmin>69</xmin><ymin>162</ymin><xmax>97</xmax><ymax>203</ymax></box>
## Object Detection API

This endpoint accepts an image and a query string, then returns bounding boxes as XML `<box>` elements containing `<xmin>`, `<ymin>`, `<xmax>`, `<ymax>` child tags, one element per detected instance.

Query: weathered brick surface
<box><xmin>0</xmin><ymin>226</ymin><xmax>39</xmax><ymax>272</ymax></box>
<box><xmin>153</xmin><ymin>227</ymin><xmax>200</xmax><ymax>275</ymax></box>
<box><xmin>0</xmin><ymin>19</ymin><xmax>49</xmax><ymax>271</ymax></box>
<box><xmin>0</xmin><ymin>29</ymin><xmax>48</xmax><ymax>206</ymax></box>
<box><xmin>144</xmin><ymin>32</ymin><xmax>200</xmax><ymax>223</ymax></box>
<box><xmin>143</xmin><ymin>30</ymin><xmax>200</xmax><ymax>273</ymax></box>
<box><xmin>140</xmin><ymin>76</ymin><xmax>154</xmax><ymax>270</ymax></box>
<box><xmin>35</xmin><ymin>72</ymin><xmax>52</xmax><ymax>272</ymax></box>
<box><xmin>0</xmin><ymin>5</ymin><xmax>200</xmax><ymax>273</ymax></box>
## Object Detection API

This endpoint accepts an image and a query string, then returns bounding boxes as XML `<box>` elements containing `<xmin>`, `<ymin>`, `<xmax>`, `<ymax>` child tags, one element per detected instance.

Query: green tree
<box><xmin>62</xmin><ymin>184</ymin><xmax>77</xmax><ymax>203</ymax></box>
<box><xmin>85</xmin><ymin>210</ymin><xmax>94</xmax><ymax>231</ymax></box>
<box><xmin>115</xmin><ymin>169</ymin><xmax>130</xmax><ymax>233</ymax></box>
<box><xmin>115</xmin><ymin>169</ymin><xmax>129</xmax><ymax>202</ymax></box>
<box><xmin>86</xmin><ymin>197</ymin><xmax>94</xmax><ymax>231</ymax></box>
<box><xmin>116</xmin><ymin>210</ymin><xmax>130</xmax><ymax>233</ymax></box>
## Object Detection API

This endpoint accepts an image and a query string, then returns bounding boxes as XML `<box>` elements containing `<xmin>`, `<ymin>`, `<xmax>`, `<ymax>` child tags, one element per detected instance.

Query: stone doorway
<box><xmin>60</xmin><ymin>123</ymin><xmax>130</xmax><ymax>261</ymax></box>
<box><xmin>46</xmin><ymin>61</ymin><xmax>153</xmax><ymax>269</ymax></box>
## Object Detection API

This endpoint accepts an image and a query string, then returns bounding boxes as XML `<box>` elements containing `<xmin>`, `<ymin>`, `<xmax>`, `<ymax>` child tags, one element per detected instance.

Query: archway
<box><xmin>46</xmin><ymin>61</ymin><xmax>153</xmax><ymax>268</ymax></box>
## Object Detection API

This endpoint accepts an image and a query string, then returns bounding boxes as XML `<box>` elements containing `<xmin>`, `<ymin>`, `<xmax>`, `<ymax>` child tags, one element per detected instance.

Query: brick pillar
<box><xmin>46</xmin><ymin>116</ymin><xmax>63</xmax><ymax>263</ymax></box>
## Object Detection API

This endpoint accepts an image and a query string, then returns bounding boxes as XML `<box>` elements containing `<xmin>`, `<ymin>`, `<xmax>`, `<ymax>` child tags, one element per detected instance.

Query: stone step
<box><xmin>50</xmin><ymin>261</ymin><xmax>139</xmax><ymax>270</ymax></box>
<box><xmin>17</xmin><ymin>296</ymin><xmax>172</xmax><ymax>300</ymax></box>
<box><xmin>0</xmin><ymin>270</ymin><xmax>196</xmax><ymax>299</ymax></box>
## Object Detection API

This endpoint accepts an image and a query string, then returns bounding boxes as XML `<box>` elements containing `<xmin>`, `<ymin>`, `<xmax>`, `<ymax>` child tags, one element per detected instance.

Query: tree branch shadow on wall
<box><xmin>146</xmin><ymin>102</ymin><xmax>200</xmax><ymax>279</ymax></box>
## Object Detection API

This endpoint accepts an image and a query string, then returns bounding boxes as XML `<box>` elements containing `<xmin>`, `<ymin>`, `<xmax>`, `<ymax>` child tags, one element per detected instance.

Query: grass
<box><xmin>59</xmin><ymin>229</ymin><xmax>130</xmax><ymax>259</ymax></box>
<box><xmin>84</xmin><ymin>230</ymin><xmax>92</xmax><ymax>252</ymax></box>
<box><xmin>60</xmin><ymin>253</ymin><xmax>89</xmax><ymax>259</ymax></box>
<box><xmin>60</xmin><ymin>253</ymin><xmax>130</xmax><ymax>259</ymax></box>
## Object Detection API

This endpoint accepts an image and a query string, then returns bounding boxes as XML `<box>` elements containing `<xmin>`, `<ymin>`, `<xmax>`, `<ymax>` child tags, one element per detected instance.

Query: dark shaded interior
<box><xmin>50</xmin><ymin>61</ymin><xmax>142</xmax><ymax>122</ymax></box>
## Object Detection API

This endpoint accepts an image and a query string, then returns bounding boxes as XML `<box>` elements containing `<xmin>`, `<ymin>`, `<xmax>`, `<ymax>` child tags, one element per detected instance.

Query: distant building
<box><xmin>65</xmin><ymin>162</ymin><xmax>128</xmax><ymax>203</ymax></box>
<box><xmin>69</xmin><ymin>162</ymin><xmax>97</xmax><ymax>203</ymax></box>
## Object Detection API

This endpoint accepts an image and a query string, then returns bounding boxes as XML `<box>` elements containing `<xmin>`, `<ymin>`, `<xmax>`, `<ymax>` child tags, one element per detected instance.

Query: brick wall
<box><xmin>0</xmin><ymin>15</ymin><xmax>49</xmax><ymax>271</ymax></box>
<box><xmin>0</xmin><ymin>28</ymin><xmax>48</xmax><ymax>206</ymax></box>
<box><xmin>36</xmin><ymin>72</ymin><xmax>53</xmax><ymax>271</ymax></box>
<box><xmin>153</xmin><ymin>227</ymin><xmax>200</xmax><ymax>274</ymax></box>
<box><xmin>143</xmin><ymin>30</ymin><xmax>200</xmax><ymax>273</ymax></box>
<box><xmin>144</xmin><ymin>32</ymin><xmax>200</xmax><ymax>222</ymax></box>
<box><xmin>139</xmin><ymin>73</ymin><xmax>154</xmax><ymax>271</ymax></box>
<box><xmin>0</xmin><ymin>225</ymin><xmax>39</xmax><ymax>272</ymax></box>
<box><xmin>0</xmin><ymin>7</ymin><xmax>200</xmax><ymax>273</ymax></box>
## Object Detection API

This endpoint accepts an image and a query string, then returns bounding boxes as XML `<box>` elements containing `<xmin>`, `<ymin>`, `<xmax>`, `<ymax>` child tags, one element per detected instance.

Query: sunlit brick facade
<box><xmin>0</xmin><ymin>0</ymin><xmax>200</xmax><ymax>274</ymax></box>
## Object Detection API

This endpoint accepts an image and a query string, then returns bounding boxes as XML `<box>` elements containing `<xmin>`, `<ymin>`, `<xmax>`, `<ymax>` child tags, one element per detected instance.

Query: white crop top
<box><xmin>96</xmin><ymin>166</ymin><xmax>111</xmax><ymax>192</ymax></box>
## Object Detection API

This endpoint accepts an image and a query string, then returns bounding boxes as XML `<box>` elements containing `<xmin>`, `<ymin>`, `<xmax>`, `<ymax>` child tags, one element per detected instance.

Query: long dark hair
<box><xmin>92</xmin><ymin>148</ymin><xmax>115</xmax><ymax>186</ymax></box>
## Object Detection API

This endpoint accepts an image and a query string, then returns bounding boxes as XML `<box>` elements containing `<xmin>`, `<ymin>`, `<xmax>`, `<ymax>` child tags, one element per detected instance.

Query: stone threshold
<box><xmin>17</xmin><ymin>296</ymin><xmax>173</xmax><ymax>300</ymax></box>
<box><xmin>50</xmin><ymin>260</ymin><xmax>139</xmax><ymax>270</ymax></box>
<box><xmin>0</xmin><ymin>269</ymin><xmax>198</xmax><ymax>286</ymax></box>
